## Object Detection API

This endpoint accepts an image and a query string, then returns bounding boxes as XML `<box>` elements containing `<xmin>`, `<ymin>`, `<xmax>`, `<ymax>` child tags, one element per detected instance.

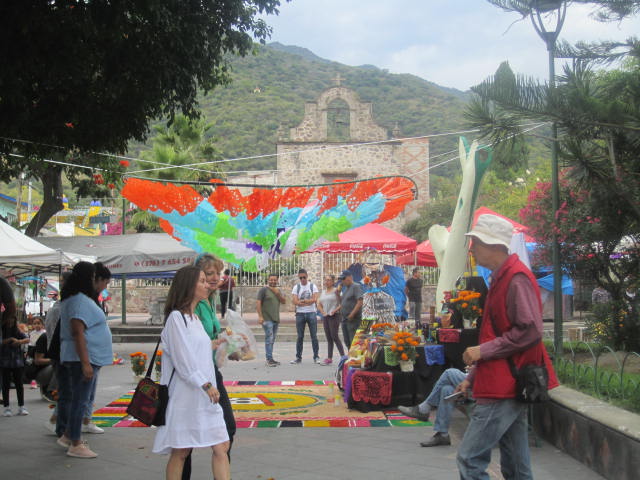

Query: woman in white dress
<box><xmin>153</xmin><ymin>266</ymin><xmax>230</xmax><ymax>480</ymax></box>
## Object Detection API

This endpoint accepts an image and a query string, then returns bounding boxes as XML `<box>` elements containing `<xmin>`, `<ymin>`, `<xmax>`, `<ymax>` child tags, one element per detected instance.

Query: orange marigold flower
<box><xmin>363</xmin><ymin>276</ymin><xmax>371</xmax><ymax>284</ymax></box>
<box><xmin>400</xmin><ymin>353</ymin><xmax>409</xmax><ymax>361</ymax></box>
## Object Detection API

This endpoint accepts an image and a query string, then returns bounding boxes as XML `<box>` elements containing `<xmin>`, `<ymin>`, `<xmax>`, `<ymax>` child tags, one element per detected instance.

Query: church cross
<box><xmin>332</xmin><ymin>73</ymin><xmax>343</xmax><ymax>86</ymax></box>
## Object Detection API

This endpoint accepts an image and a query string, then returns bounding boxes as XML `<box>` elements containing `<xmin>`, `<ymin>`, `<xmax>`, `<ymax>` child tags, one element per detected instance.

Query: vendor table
<box><xmin>343</xmin><ymin>328</ymin><xmax>479</xmax><ymax>412</ymax></box>
<box><xmin>344</xmin><ymin>346</ymin><xmax>443</xmax><ymax>412</ymax></box>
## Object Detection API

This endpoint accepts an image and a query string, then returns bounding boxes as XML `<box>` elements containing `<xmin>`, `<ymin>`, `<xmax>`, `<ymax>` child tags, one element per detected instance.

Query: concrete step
<box><xmin>250</xmin><ymin>325</ymin><xmax>327</xmax><ymax>343</ymax></box>
<box><xmin>111</xmin><ymin>333</ymin><xmax>163</xmax><ymax>343</ymax></box>
<box><xmin>110</xmin><ymin>325</ymin><xmax>163</xmax><ymax>343</ymax></box>
<box><xmin>110</xmin><ymin>323</ymin><xmax>327</xmax><ymax>343</ymax></box>
<box><xmin>111</xmin><ymin>326</ymin><xmax>163</xmax><ymax>335</ymax></box>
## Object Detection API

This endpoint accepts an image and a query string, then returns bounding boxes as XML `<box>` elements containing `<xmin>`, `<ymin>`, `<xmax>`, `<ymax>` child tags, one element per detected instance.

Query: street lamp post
<box><xmin>529</xmin><ymin>0</ymin><xmax>567</xmax><ymax>357</ymax></box>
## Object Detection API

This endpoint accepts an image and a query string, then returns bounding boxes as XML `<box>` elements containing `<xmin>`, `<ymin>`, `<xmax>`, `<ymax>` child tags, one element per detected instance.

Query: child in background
<box><xmin>28</xmin><ymin>317</ymin><xmax>46</xmax><ymax>388</ymax></box>
<box><xmin>29</xmin><ymin>317</ymin><xmax>46</xmax><ymax>346</ymax></box>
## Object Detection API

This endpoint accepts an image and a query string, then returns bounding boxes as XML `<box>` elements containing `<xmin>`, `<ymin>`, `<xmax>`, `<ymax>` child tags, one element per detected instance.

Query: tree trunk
<box><xmin>24</xmin><ymin>166</ymin><xmax>64</xmax><ymax>238</ymax></box>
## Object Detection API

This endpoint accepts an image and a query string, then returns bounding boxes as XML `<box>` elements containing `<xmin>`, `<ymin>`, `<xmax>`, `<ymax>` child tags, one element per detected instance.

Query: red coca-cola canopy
<box><xmin>396</xmin><ymin>239</ymin><xmax>438</xmax><ymax>267</ymax></box>
<box><xmin>317</xmin><ymin>223</ymin><xmax>417</xmax><ymax>254</ymax></box>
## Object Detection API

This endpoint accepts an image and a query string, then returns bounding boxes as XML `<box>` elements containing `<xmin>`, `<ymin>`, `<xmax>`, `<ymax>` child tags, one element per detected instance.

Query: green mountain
<box><xmin>132</xmin><ymin>42</ymin><xmax>471</xmax><ymax>177</ymax></box>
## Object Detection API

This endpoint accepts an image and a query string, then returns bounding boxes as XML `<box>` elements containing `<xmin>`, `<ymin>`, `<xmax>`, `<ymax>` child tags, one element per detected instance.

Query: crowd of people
<box><xmin>0</xmin><ymin>213</ymin><xmax>561</xmax><ymax>478</ymax></box>
<box><xmin>0</xmin><ymin>254</ymin><xmax>235</xmax><ymax>477</ymax></box>
<box><xmin>255</xmin><ymin>267</ymin><xmax>365</xmax><ymax>367</ymax></box>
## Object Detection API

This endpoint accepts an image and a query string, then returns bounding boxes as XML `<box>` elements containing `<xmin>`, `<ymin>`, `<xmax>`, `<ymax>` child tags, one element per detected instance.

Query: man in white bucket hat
<box><xmin>454</xmin><ymin>214</ymin><xmax>558</xmax><ymax>479</ymax></box>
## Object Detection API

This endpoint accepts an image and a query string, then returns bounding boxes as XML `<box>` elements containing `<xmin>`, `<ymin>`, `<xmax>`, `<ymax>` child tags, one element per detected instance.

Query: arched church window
<box><xmin>326</xmin><ymin>98</ymin><xmax>350</xmax><ymax>142</ymax></box>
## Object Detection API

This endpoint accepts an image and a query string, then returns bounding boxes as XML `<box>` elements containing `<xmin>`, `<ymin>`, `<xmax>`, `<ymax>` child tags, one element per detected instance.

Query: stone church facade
<box><xmin>275</xmin><ymin>78</ymin><xmax>430</xmax><ymax>232</ymax></box>
<box><xmin>231</xmin><ymin>79</ymin><xmax>430</xmax><ymax>282</ymax></box>
<box><xmin>234</xmin><ymin>78</ymin><xmax>430</xmax><ymax>231</ymax></box>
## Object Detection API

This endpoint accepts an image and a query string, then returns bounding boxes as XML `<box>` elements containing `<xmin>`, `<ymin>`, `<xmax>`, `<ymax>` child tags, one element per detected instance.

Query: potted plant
<box><xmin>449</xmin><ymin>290</ymin><xmax>482</xmax><ymax>328</ymax></box>
<box><xmin>154</xmin><ymin>350</ymin><xmax>162</xmax><ymax>381</ymax></box>
<box><xmin>389</xmin><ymin>331</ymin><xmax>421</xmax><ymax>372</ymax></box>
<box><xmin>130</xmin><ymin>352</ymin><xmax>148</xmax><ymax>381</ymax></box>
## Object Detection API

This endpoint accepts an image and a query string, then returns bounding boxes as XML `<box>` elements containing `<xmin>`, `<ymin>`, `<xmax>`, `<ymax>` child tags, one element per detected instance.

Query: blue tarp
<box><xmin>343</xmin><ymin>264</ymin><xmax>408</xmax><ymax>319</ymax></box>
<box><xmin>477</xmin><ymin>265</ymin><xmax>574</xmax><ymax>295</ymax></box>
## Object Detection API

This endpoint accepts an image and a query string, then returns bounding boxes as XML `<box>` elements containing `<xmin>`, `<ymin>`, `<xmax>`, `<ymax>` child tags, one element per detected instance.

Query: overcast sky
<box><xmin>262</xmin><ymin>0</ymin><xmax>639</xmax><ymax>91</ymax></box>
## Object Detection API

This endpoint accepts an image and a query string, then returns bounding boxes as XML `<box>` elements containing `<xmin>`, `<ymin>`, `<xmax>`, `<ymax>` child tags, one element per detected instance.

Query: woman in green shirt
<box><xmin>181</xmin><ymin>253</ymin><xmax>236</xmax><ymax>480</ymax></box>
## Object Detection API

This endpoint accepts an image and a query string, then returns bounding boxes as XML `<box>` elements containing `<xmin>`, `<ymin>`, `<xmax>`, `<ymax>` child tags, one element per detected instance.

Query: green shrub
<box><xmin>584</xmin><ymin>301</ymin><xmax>640</xmax><ymax>351</ymax></box>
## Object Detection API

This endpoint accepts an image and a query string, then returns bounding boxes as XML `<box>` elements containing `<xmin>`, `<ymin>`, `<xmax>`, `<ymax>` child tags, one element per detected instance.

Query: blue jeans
<box><xmin>55</xmin><ymin>362</ymin><xmax>72</xmax><ymax>438</ymax></box>
<box><xmin>295</xmin><ymin>312</ymin><xmax>319</xmax><ymax>360</ymax></box>
<box><xmin>84</xmin><ymin>368</ymin><xmax>99</xmax><ymax>420</ymax></box>
<box><xmin>457</xmin><ymin>399</ymin><xmax>531</xmax><ymax>480</ymax></box>
<box><xmin>420</xmin><ymin>368</ymin><xmax>466</xmax><ymax>434</ymax></box>
<box><xmin>59</xmin><ymin>362</ymin><xmax>100</xmax><ymax>442</ymax></box>
<box><xmin>262</xmin><ymin>320</ymin><xmax>279</xmax><ymax>361</ymax></box>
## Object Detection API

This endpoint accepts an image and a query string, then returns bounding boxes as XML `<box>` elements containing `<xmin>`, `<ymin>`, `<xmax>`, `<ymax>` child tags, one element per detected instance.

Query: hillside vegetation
<box><xmin>131</xmin><ymin>42</ymin><xmax>472</xmax><ymax>177</ymax></box>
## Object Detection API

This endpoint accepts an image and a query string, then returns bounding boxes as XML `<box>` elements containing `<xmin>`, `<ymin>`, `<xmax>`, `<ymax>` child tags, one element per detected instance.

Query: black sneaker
<box><xmin>266</xmin><ymin>359</ymin><xmax>279</xmax><ymax>367</ymax></box>
<box><xmin>289</xmin><ymin>358</ymin><xmax>302</xmax><ymax>364</ymax></box>
<box><xmin>420</xmin><ymin>432</ymin><xmax>451</xmax><ymax>447</ymax></box>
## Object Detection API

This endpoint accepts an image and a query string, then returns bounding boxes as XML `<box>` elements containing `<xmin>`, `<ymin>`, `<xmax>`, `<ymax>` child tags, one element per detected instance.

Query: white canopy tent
<box><xmin>38</xmin><ymin>233</ymin><xmax>198</xmax><ymax>324</ymax></box>
<box><xmin>0</xmin><ymin>221</ymin><xmax>95</xmax><ymax>318</ymax></box>
<box><xmin>38</xmin><ymin>233</ymin><xmax>197</xmax><ymax>276</ymax></box>
<box><xmin>0</xmin><ymin>221</ymin><xmax>82</xmax><ymax>274</ymax></box>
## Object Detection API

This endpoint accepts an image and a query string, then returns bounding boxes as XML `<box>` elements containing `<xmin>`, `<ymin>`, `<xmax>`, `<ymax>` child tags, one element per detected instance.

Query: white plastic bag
<box><xmin>215</xmin><ymin>309</ymin><xmax>258</xmax><ymax>366</ymax></box>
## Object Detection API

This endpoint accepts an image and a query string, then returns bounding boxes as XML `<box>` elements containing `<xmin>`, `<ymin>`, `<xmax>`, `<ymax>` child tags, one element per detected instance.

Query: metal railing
<box><xmin>545</xmin><ymin>331</ymin><xmax>640</xmax><ymax>411</ymax></box>
<box><xmin>108</xmin><ymin>257</ymin><xmax>441</xmax><ymax>288</ymax></box>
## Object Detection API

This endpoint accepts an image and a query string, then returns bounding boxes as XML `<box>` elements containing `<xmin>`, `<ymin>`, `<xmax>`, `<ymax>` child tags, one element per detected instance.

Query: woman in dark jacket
<box><xmin>1</xmin><ymin>277</ymin><xmax>29</xmax><ymax>417</ymax></box>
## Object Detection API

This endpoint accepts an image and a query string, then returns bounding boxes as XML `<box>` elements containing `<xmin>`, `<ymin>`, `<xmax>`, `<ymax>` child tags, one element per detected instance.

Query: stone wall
<box><xmin>109</xmin><ymin>281</ymin><xmax>438</xmax><ymax>318</ymax></box>
<box><xmin>534</xmin><ymin>386</ymin><xmax>640</xmax><ymax>480</ymax></box>
<box><xmin>109</xmin><ymin>285</ymin><xmax>168</xmax><ymax>316</ymax></box>
<box><xmin>276</xmin><ymin>82</ymin><xmax>430</xmax><ymax>230</ymax></box>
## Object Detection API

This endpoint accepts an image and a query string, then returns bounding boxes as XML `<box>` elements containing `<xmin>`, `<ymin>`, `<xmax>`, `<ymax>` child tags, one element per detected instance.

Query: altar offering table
<box><xmin>342</xmin><ymin>329</ymin><xmax>479</xmax><ymax>412</ymax></box>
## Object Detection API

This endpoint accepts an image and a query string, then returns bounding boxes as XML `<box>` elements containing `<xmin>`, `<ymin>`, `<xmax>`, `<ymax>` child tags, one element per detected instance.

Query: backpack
<box><xmin>47</xmin><ymin>321</ymin><xmax>61</xmax><ymax>363</ymax></box>
<box><xmin>295</xmin><ymin>282</ymin><xmax>316</xmax><ymax>297</ymax></box>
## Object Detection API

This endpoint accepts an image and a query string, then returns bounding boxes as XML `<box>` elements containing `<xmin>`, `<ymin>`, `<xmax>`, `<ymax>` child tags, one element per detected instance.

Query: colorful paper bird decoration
<box><xmin>121</xmin><ymin>176</ymin><xmax>416</xmax><ymax>271</ymax></box>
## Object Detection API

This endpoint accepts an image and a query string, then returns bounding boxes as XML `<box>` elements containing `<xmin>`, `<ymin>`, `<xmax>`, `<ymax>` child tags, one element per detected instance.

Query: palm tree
<box><xmin>471</xmin><ymin>3</ymin><xmax>640</xmax><ymax>348</ymax></box>
<box><xmin>129</xmin><ymin>114</ymin><xmax>225</xmax><ymax>232</ymax></box>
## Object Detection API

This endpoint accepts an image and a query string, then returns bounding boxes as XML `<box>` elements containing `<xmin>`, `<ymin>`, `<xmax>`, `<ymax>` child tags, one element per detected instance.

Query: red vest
<box><xmin>473</xmin><ymin>254</ymin><xmax>559</xmax><ymax>399</ymax></box>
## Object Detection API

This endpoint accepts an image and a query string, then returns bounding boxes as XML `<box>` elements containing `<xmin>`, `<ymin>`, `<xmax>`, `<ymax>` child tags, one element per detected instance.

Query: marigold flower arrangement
<box><xmin>130</xmin><ymin>352</ymin><xmax>148</xmax><ymax>376</ymax></box>
<box><xmin>363</xmin><ymin>272</ymin><xmax>390</xmax><ymax>289</ymax></box>
<box><xmin>449</xmin><ymin>290</ymin><xmax>483</xmax><ymax>319</ymax></box>
<box><xmin>154</xmin><ymin>350</ymin><xmax>163</xmax><ymax>380</ymax></box>
<box><xmin>370</xmin><ymin>322</ymin><xmax>396</xmax><ymax>335</ymax></box>
<box><xmin>389</xmin><ymin>331</ymin><xmax>421</xmax><ymax>362</ymax></box>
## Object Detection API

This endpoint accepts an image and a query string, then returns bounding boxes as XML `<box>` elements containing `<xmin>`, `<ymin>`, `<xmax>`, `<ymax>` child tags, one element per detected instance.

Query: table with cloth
<box><xmin>342</xmin><ymin>329</ymin><xmax>478</xmax><ymax>412</ymax></box>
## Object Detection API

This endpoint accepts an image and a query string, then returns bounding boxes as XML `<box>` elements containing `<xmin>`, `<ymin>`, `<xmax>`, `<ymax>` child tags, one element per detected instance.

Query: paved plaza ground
<box><xmin>0</xmin><ymin>335</ymin><xmax>605</xmax><ymax>480</ymax></box>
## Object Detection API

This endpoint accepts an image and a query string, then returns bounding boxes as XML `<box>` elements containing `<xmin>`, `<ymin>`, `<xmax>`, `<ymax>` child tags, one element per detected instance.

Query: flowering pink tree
<box><xmin>521</xmin><ymin>175</ymin><xmax>640</xmax><ymax>350</ymax></box>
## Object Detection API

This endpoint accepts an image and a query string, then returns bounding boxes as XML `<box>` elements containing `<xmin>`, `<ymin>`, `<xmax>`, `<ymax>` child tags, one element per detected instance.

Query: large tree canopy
<box><xmin>473</xmin><ymin>0</ymin><xmax>640</xmax><ymax>349</ymax></box>
<box><xmin>486</xmin><ymin>0</ymin><xmax>640</xmax><ymax>21</ymax></box>
<box><xmin>0</xmin><ymin>0</ymin><xmax>281</xmax><ymax>235</ymax></box>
